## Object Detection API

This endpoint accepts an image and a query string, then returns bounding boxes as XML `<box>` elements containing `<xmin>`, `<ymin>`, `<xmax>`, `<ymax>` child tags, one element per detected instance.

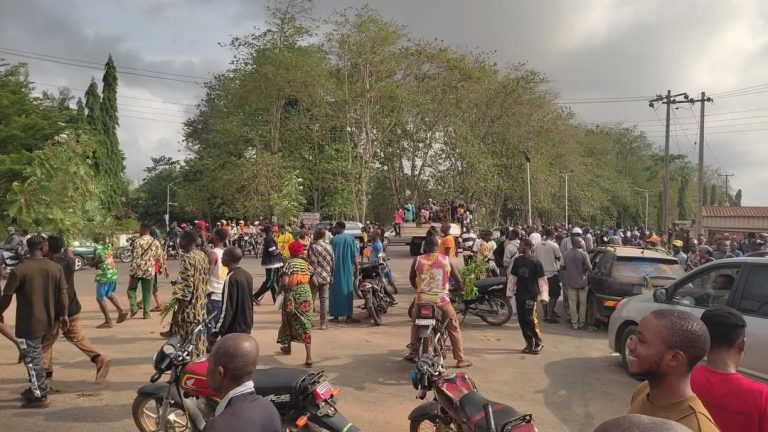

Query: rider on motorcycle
<box><xmin>405</xmin><ymin>236</ymin><xmax>472</xmax><ymax>368</ymax></box>
<box><xmin>167</xmin><ymin>222</ymin><xmax>181</xmax><ymax>251</ymax></box>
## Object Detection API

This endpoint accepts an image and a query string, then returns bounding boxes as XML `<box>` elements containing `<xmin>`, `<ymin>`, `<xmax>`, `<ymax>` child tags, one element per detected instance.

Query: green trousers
<box><xmin>127</xmin><ymin>276</ymin><xmax>154</xmax><ymax>317</ymax></box>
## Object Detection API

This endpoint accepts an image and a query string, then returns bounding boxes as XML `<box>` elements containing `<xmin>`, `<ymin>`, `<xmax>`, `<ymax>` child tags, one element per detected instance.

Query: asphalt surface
<box><xmin>0</xmin><ymin>245</ymin><xmax>638</xmax><ymax>431</ymax></box>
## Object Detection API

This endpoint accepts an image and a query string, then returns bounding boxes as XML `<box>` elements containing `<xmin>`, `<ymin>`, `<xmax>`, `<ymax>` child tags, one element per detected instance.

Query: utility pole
<box><xmin>559</xmin><ymin>170</ymin><xmax>573</xmax><ymax>228</ymax></box>
<box><xmin>690</xmin><ymin>92</ymin><xmax>713</xmax><ymax>236</ymax></box>
<box><xmin>523</xmin><ymin>150</ymin><xmax>532</xmax><ymax>226</ymax></box>
<box><xmin>719</xmin><ymin>173</ymin><xmax>735</xmax><ymax>204</ymax></box>
<box><xmin>166</xmin><ymin>178</ymin><xmax>182</xmax><ymax>232</ymax></box>
<box><xmin>649</xmin><ymin>91</ymin><xmax>691</xmax><ymax>243</ymax></box>
<box><xmin>633</xmin><ymin>187</ymin><xmax>650</xmax><ymax>232</ymax></box>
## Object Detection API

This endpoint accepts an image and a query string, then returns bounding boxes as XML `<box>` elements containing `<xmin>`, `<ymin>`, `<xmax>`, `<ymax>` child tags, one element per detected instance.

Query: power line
<box><xmin>0</xmin><ymin>49</ymin><xmax>202</xmax><ymax>84</ymax></box>
<box><xmin>0</xmin><ymin>46</ymin><xmax>208</xmax><ymax>80</ymax></box>
<box><xmin>32</xmin><ymin>81</ymin><xmax>198</xmax><ymax>107</ymax></box>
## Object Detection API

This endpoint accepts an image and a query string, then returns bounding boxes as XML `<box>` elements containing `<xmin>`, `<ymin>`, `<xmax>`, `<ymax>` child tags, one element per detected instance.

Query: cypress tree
<box><xmin>98</xmin><ymin>54</ymin><xmax>126</xmax><ymax>210</ymax></box>
<box><xmin>702</xmin><ymin>183</ymin><xmax>708</xmax><ymax>207</ymax></box>
<box><xmin>709</xmin><ymin>183</ymin><xmax>717</xmax><ymax>206</ymax></box>
<box><xmin>84</xmin><ymin>79</ymin><xmax>101</xmax><ymax>129</ymax></box>
<box><xmin>734</xmin><ymin>189</ymin><xmax>742</xmax><ymax>206</ymax></box>
<box><xmin>75</xmin><ymin>97</ymin><xmax>85</xmax><ymax>123</ymax></box>
<box><xmin>677</xmin><ymin>178</ymin><xmax>689</xmax><ymax>220</ymax></box>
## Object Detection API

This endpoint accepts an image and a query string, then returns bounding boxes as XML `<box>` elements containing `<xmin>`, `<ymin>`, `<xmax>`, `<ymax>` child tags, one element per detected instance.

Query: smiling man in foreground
<box><xmin>626</xmin><ymin>309</ymin><xmax>718</xmax><ymax>432</ymax></box>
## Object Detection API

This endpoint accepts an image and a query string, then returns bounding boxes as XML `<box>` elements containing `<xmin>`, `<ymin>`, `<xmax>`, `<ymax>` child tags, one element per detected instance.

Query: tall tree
<box><xmin>709</xmin><ymin>183</ymin><xmax>717</xmax><ymax>206</ymax></box>
<box><xmin>97</xmin><ymin>54</ymin><xmax>126</xmax><ymax>210</ymax></box>
<box><xmin>84</xmin><ymin>78</ymin><xmax>101</xmax><ymax>130</ymax></box>
<box><xmin>702</xmin><ymin>183</ymin><xmax>708</xmax><ymax>207</ymax></box>
<box><xmin>734</xmin><ymin>189</ymin><xmax>742</xmax><ymax>206</ymax></box>
<box><xmin>677</xmin><ymin>178</ymin><xmax>689</xmax><ymax>220</ymax></box>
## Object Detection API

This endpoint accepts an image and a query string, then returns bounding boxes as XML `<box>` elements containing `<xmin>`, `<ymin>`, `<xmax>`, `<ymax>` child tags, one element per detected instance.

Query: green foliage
<box><xmin>93</xmin><ymin>55</ymin><xmax>127</xmax><ymax>211</ymax></box>
<box><xmin>734</xmin><ymin>189</ymin><xmax>742</xmax><ymax>206</ymax></box>
<box><xmin>459</xmin><ymin>259</ymin><xmax>488</xmax><ymax>302</ymax></box>
<box><xmin>271</xmin><ymin>171</ymin><xmax>306</xmax><ymax>224</ymax></box>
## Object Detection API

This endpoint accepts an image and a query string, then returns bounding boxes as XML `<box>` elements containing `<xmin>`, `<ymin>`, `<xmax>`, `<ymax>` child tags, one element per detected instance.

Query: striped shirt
<box><xmin>307</xmin><ymin>240</ymin><xmax>334</xmax><ymax>284</ymax></box>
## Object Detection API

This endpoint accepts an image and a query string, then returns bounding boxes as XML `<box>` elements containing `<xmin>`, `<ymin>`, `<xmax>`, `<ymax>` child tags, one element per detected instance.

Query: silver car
<box><xmin>608</xmin><ymin>257</ymin><xmax>768</xmax><ymax>382</ymax></box>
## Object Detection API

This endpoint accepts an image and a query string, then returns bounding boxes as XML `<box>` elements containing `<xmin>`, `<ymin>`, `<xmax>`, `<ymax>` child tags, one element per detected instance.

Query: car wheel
<box><xmin>73</xmin><ymin>255</ymin><xmax>84</xmax><ymax>271</ymax></box>
<box><xmin>619</xmin><ymin>324</ymin><xmax>638</xmax><ymax>372</ymax></box>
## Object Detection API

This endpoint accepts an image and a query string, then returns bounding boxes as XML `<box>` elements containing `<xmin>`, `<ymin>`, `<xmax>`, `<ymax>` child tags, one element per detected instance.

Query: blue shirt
<box><xmin>370</xmin><ymin>240</ymin><xmax>384</xmax><ymax>264</ymax></box>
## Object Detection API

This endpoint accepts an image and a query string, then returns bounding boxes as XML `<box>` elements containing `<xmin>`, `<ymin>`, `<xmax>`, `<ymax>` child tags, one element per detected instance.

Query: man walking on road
<box><xmin>0</xmin><ymin>236</ymin><xmax>68</xmax><ymax>408</ymax></box>
<box><xmin>626</xmin><ymin>309</ymin><xmax>718</xmax><ymax>432</ymax></box>
<box><xmin>507</xmin><ymin>238</ymin><xmax>548</xmax><ymax>354</ymax></box>
<box><xmin>93</xmin><ymin>240</ymin><xmax>128</xmax><ymax>328</ymax></box>
<box><xmin>535</xmin><ymin>228</ymin><xmax>562</xmax><ymax>323</ymax></box>
<box><xmin>307</xmin><ymin>227</ymin><xmax>334</xmax><ymax>329</ymax></box>
<box><xmin>329</xmin><ymin>222</ymin><xmax>359</xmax><ymax>324</ymax></box>
<box><xmin>210</xmin><ymin>247</ymin><xmax>254</xmax><ymax>346</ymax></box>
<box><xmin>42</xmin><ymin>236</ymin><xmax>111</xmax><ymax>385</ymax></box>
<box><xmin>560</xmin><ymin>237</ymin><xmax>592</xmax><ymax>330</ymax></box>
<box><xmin>127</xmin><ymin>223</ymin><xmax>163</xmax><ymax>319</ymax></box>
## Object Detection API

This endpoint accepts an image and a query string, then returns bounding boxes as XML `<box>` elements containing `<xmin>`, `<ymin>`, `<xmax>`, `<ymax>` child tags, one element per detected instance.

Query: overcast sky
<box><xmin>2</xmin><ymin>0</ymin><xmax>767</xmax><ymax>204</ymax></box>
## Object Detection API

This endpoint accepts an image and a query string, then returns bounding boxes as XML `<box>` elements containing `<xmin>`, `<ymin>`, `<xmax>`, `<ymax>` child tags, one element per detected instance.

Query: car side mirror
<box><xmin>653</xmin><ymin>288</ymin><xmax>667</xmax><ymax>303</ymax></box>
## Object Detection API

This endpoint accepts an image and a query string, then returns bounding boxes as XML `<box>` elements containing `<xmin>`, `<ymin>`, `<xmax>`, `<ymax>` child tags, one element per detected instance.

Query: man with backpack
<box><xmin>501</xmin><ymin>229</ymin><xmax>521</xmax><ymax>275</ymax></box>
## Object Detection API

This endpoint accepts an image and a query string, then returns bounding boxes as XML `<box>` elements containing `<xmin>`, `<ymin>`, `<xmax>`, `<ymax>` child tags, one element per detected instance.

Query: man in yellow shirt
<box><xmin>626</xmin><ymin>309</ymin><xmax>719</xmax><ymax>432</ymax></box>
<box><xmin>275</xmin><ymin>225</ymin><xmax>294</xmax><ymax>260</ymax></box>
<box><xmin>438</xmin><ymin>223</ymin><xmax>456</xmax><ymax>258</ymax></box>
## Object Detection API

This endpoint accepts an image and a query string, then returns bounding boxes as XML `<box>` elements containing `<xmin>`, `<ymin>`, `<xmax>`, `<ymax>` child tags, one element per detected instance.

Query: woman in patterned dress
<box><xmin>172</xmin><ymin>229</ymin><xmax>209</xmax><ymax>359</ymax></box>
<box><xmin>278</xmin><ymin>240</ymin><xmax>315</xmax><ymax>367</ymax></box>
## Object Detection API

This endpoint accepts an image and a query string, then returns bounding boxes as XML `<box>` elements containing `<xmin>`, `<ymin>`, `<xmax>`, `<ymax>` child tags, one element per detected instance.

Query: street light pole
<box><xmin>523</xmin><ymin>150</ymin><xmax>532</xmax><ymax>226</ymax></box>
<box><xmin>166</xmin><ymin>178</ymin><xmax>182</xmax><ymax>232</ymax></box>
<box><xmin>634</xmin><ymin>187</ymin><xmax>650</xmax><ymax>232</ymax></box>
<box><xmin>559</xmin><ymin>171</ymin><xmax>573</xmax><ymax>227</ymax></box>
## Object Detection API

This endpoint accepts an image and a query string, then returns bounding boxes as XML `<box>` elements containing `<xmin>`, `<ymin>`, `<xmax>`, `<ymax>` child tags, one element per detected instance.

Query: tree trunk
<box><xmin>270</xmin><ymin>96</ymin><xmax>284</xmax><ymax>153</ymax></box>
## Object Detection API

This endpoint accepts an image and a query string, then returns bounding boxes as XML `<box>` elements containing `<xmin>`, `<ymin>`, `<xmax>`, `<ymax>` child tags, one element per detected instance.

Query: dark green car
<box><xmin>69</xmin><ymin>241</ymin><xmax>98</xmax><ymax>271</ymax></box>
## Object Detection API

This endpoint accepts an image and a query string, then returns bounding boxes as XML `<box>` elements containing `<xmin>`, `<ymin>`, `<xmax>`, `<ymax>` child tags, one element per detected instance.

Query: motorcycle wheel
<box><xmin>479</xmin><ymin>295</ymin><xmax>514</xmax><ymax>326</ymax></box>
<box><xmin>365</xmin><ymin>290</ymin><xmax>382</xmax><ymax>325</ymax></box>
<box><xmin>282</xmin><ymin>421</ymin><xmax>328</xmax><ymax>431</ymax></box>
<box><xmin>119</xmin><ymin>249</ymin><xmax>132</xmax><ymax>263</ymax></box>
<box><xmin>131</xmin><ymin>394</ymin><xmax>187</xmax><ymax>432</ymax></box>
<box><xmin>410</xmin><ymin>418</ymin><xmax>458</xmax><ymax>432</ymax></box>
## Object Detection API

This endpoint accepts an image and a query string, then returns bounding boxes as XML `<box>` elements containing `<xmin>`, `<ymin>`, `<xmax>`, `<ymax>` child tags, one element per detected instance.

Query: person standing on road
<box><xmin>507</xmin><ymin>238</ymin><xmax>548</xmax><ymax>355</ymax></box>
<box><xmin>502</xmin><ymin>229</ymin><xmax>521</xmax><ymax>276</ymax></box>
<box><xmin>170</xmin><ymin>229</ymin><xmax>209</xmax><ymax>359</ymax></box>
<box><xmin>204</xmin><ymin>334</ymin><xmax>282</xmax><ymax>432</ymax></box>
<box><xmin>405</xmin><ymin>236</ymin><xmax>472</xmax><ymax>368</ymax></box>
<box><xmin>92</xmin><ymin>241</ymin><xmax>128</xmax><ymax>328</ymax></box>
<box><xmin>206</xmin><ymin>228</ymin><xmax>229</xmax><ymax>324</ymax></box>
<box><xmin>560</xmin><ymin>237</ymin><xmax>592</xmax><ymax>330</ymax></box>
<box><xmin>691</xmin><ymin>307</ymin><xmax>768</xmax><ymax>432</ymax></box>
<box><xmin>671</xmin><ymin>240</ymin><xmax>687</xmax><ymax>269</ymax></box>
<box><xmin>42</xmin><ymin>236</ymin><xmax>111</xmax><ymax>384</ymax></box>
<box><xmin>210</xmin><ymin>247</ymin><xmax>253</xmax><ymax>347</ymax></box>
<box><xmin>626</xmin><ymin>309</ymin><xmax>718</xmax><ymax>432</ymax></box>
<box><xmin>127</xmin><ymin>223</ymin><xmax>164</xmax><ymax>319</ymax></box>
<box><xmin>528</xmin><ymin>225</ymin><xmax>542</xmax><ymax>249</ymax></box>
<box><xmin>253</xmin><ymin>225</ymin><xmax>283</xmax><ymax>305</ymax></box>
<box><xmin>275</xmin><ymin>225</ymin><xmax>294</xmax><ymax>260</ymax></box>
<box><xmin>307</xmin><ymin>227</ymin><xmax>334</xmax><ymax>330</ymax></box>
<box><xmin>535</xmin><ymin>228</ymin><xmax>562</xmax><ymax>323</ymax></box>
<box><xmin>394</xmin><ymin>207</ymin><xmax>404</xmax><ymax>237</ymax></box>
<box><xmin>0</xmin><ymin>236</ymin><xmax>68</xmax><ymax>408</ymax></box>
<box><xmin>438</xmin><ymin>223</ymin><xmax>456</xmax><ymax>258</ymax></box>
<box><xmin>329</xmin><ymin>222</ymin><xmax>359</xmax><ymax>324</ymax></box>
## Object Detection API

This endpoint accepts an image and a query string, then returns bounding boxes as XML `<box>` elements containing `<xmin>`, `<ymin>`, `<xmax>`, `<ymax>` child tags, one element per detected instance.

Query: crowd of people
<box><xmin>1</xmin><ymin>215</ymin><xmax>766</xmax><ymax>432</ymax></box>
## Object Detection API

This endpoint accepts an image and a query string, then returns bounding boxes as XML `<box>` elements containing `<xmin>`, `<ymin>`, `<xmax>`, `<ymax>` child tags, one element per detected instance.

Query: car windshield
<box><xmin>345</xmin><ymin>222</ymin><xmax>362</xmax><ymax>230</ymax></box>
<box><xmin>612</xmin><ymin>258</ymin><xmax>684</xmax><ymax>279</ymax></box>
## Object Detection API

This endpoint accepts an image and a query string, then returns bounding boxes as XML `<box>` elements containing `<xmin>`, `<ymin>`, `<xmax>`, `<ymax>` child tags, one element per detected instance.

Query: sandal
<box><xmin>116</xmin><ymin>311</ymin><xmax>128</xmax><ymax>324</ymax></box>
<box><xmin>96</xmin><ymin>321</ymin><xmax>114</xmax><ymax>329</ymax></box>
<box><xmin>305</xmin><ymin>360</ymin><xmax>313</xmax><ymax>368</ymax></box>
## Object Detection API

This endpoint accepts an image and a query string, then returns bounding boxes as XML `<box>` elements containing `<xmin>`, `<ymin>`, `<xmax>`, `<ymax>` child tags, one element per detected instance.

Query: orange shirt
<box><xmin>439</xmin><ymin>235</ymin><xmax>456</xmax><ymax>257</ymax></box>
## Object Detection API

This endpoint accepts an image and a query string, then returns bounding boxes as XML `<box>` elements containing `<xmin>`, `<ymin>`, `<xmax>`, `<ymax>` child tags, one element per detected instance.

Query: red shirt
<box><xmin>691</xmin><ymin>364</ymin><xmax>768</xmax><ymax>432</ymax></box>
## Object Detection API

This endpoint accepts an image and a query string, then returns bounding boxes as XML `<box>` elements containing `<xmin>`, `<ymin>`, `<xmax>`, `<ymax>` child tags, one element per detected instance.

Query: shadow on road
<box><xmin>10</xmin><ymin>403</ymin><xmax>128</xmax><ymax>424</ymax></box>
<box><xmin>542</xmin><ymin>355</ymin><xmax>637</xmax><ymax>432</ymax></box>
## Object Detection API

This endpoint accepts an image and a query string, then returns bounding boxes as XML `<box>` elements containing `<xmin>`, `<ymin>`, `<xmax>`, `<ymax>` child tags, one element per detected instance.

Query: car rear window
<box><xmin>612</xmin><ymin>258</ymin><xmax>684</xmax><ymax>279</ymax></box>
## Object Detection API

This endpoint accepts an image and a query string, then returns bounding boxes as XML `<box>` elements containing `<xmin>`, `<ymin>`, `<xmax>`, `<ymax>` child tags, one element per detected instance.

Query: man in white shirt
<box><xmin>528</xmin><ymin>225</ymin><xmax>542</xmax><ymax>249</ymax></box>
<box><xmin>502</xmin><ymin>229</ymin><xmax>521</xmax><ymax>275</ymax></box>
<box><xmin>534</xmin><ymin>227</ymin><xmax>562</xmax><ymax>323</ymax></box>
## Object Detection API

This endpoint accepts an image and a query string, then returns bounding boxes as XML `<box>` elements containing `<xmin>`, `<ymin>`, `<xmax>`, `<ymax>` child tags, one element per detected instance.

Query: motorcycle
<box><xmin>408</xmin><ymin>277</ymin><xmax>514</xmax><ymax>327</ymax></box>
<box><xmin>411</xmin><ymin>303</ymin><xmax>450</xmax><ymax>367</ymax></box>
<box><xmin>132</xmin><ymin>319</ymin><xmax>358</xmax><ymax>432</ymax></box>
<box><xmin>236</xmin><ymin>233</ymin><xmax>257</xmax><ymax>256</ymax></box>
<box><xmin>1</xmin><ymin>248</ymin><xmax>24</xmax><ymax>275</ymax></box>
<box><xmin>118</xmin><ymin>236</ymin><xmax>135</xmax><ymax>263</ymax></box>
<box><xmin>164</xmin><ymin>238</ymin><xmax>180</xmax><ymax>260</ymax></box>
<box><xmin>356</xmin><ymin>259</ymin><xmax>397</xmax><ymax>325</ymax></box>
<box><xmin>409</xmin><ymin>354</ymin><xmax>538</xmax><ymax>432</ymax></box>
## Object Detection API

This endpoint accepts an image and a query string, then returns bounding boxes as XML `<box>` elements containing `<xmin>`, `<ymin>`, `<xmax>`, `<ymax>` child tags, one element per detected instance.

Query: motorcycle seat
<box><xmin>251</xmin><ymin>367</ymin><xmax>308</xmax><ymax>397</ymax></box>
<box><xmin>458</xmin><ymin>392</ymin><xmax>529</xmax><ymax>432</ymax></box>
<box><xmin>474</xmin><ymin>277</ymin><xmax>506</xmax><ymax>295</ymax></box>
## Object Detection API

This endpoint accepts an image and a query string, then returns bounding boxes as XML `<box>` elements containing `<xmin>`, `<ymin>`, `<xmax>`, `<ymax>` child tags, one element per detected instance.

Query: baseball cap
<box><xmin>571</xmin><ymin>227</ymin><xmax>583</xmax><ymax>235</ymax></box>
<box><xmin>672</xmin><ymin>240</ymin><xmax>683</xmax><ymax>247</ymax></box>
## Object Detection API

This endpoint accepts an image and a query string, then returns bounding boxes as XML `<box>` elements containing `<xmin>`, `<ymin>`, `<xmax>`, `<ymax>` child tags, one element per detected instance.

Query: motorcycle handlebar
<box><xmin>150</xmin><ymin>370</ymin><xmax>164</xmax><ymax>383</ymax></box>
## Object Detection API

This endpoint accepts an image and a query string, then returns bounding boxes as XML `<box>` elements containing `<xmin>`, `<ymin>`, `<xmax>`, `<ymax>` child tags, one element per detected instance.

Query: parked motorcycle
<box><xmin>411</xmin><ymin>303</ymin><xmax>450</xmax><ymax>366</ymax></box>
<box><xmin>118</xmin><ymin>236</ymin><xmax>135</xmax><ymax>263</ymax></box>
<box><xmin>408</xmin><ymin>277</ymin><xmax>514</xmax><ymax>327</ymax></box>
<box><xmin>132</xmin><ymin>319</ymin><xmax>358</xmax><ymax>432</ymax></box>
<box><xmin>409</xmin><ymin>354</ymin><xmax>538</xmax><ymax>432</ymax></box>
<box><xmin>357</xmin><ymin>260</ymin><xmax>397</xmax><ymax>325</ymax></box>
<box><xmin>236</xmin><ymin>233</ymin><xmax>257</xmax><ymax>256</ymax></box>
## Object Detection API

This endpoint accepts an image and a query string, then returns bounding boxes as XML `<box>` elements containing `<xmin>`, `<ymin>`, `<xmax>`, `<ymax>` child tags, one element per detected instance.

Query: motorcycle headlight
<box><xmin>162</xmin><ymin>342</ymin><xmax>177</xmax><ymax>356</ymax></box>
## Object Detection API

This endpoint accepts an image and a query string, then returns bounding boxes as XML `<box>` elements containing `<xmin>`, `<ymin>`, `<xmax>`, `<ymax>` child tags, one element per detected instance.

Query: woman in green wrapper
<box><xmin>277</xmin><ymin>240</ymin><xmax>315</xmax><ymax>367</ymax></box>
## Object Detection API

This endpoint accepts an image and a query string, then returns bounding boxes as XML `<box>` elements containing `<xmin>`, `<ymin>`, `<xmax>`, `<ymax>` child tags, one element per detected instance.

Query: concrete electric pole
<box><xmin>719</xmin><ymin>173</ymin><xmax>735</xmax><ymax>205</ymax></box>
<box><xmin>649</xmin><ymin>91</ymin><xmax>691</xmax><ymax>241</ymax></box>
<box><xmin>690</xmin><ymin>92</ymin><xmax>713</xmax><ymax>236</ymax></box>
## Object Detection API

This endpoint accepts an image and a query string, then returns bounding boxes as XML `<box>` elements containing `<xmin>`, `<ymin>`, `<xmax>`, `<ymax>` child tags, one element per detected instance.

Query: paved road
<box><xmin>0</xmin><ymin>246</ymin><xmax>638</xmax><ymax>431</ymax></box>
